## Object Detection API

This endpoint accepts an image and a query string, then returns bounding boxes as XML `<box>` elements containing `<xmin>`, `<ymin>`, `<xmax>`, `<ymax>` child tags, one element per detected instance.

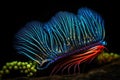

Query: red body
<box><xmin>51</xmin><ymin>45</ymin><xmax>105</xmax><ymax>75</ymax></box>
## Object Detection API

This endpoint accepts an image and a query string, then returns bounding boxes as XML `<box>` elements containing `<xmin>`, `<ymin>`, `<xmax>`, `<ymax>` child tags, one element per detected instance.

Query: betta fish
<box><xmin>14</xmin><ymin>7</ymin><xmax>106</xmax><ymax>75</ymax></box>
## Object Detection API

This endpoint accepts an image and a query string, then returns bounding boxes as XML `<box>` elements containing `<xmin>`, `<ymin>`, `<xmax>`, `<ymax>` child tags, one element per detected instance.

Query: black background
<box><xmin>0</xmin><ymin>0</ymin><xmax>118</xmax><ymax>68</ymax></box>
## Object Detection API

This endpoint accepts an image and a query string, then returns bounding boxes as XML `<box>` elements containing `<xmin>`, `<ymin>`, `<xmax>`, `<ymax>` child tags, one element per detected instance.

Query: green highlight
<box><xmin>97</xmin><ymin>52</ymin><xmax>120</xmax><ymax>64</ymax></box>
<box><xmin>0</xmin><ymin>61</ymin><xmax>37</xmax><ymax>79</ymax></box>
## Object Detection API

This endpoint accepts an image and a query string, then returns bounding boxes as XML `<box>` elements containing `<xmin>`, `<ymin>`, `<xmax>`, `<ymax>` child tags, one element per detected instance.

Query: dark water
<box><xmin>0</xmin><ymin>0</ymin><xmax>118</xmax><ymax>77</ymax></box>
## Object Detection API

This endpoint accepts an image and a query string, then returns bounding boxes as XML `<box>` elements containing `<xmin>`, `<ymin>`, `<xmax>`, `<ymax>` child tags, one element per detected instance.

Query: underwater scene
<box><xmin>0</xmin><ymin>0</ymin><xmax>119</xmax><ymax>80</ymax></box>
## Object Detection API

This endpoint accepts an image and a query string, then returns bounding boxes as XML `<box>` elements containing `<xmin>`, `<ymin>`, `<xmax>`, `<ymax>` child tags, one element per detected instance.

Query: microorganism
<box><xmin>14</xmin><ymin>7</ymin><xmax>106</xmax><ymax>75</ymax></box>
